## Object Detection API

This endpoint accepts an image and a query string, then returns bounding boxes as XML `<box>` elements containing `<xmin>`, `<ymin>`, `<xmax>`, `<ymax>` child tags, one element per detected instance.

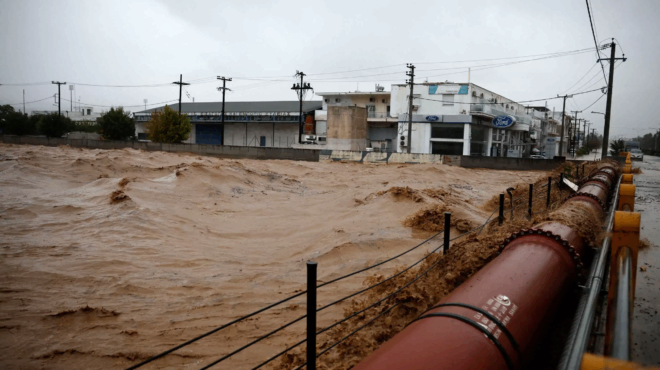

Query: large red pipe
<box><xmin>353</xmin><ymin>166</ymin><xmax>617</xmax><ymax>370</ymax></box>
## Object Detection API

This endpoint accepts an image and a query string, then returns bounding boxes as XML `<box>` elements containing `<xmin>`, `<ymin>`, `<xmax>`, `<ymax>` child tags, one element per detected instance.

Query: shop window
<box><xmin>431</xmin><ymin>141</ymin><xmax>463</xmax><ymax>155</ymax></box>
<box><xmin>431</xmin><ymin>123</ymin><xmax>464</xmax><ymax>139</ymax></box>
<box><xmin>442</xmin><ymin>94</ymin><xmax>454</xmax><ymax>106</ymax></box>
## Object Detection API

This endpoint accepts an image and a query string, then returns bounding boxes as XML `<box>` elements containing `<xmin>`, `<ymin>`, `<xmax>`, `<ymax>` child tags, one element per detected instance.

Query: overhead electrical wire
<box><xmin>59</xmin><ymin>97</ymin><xmax>178</xmax><ymax>109</ymax></box>
<box><xmin>586</xmin><ymin>0</ymin><xmax>609</xmax><ymax>85</ymax></box>
<box><xmin>3</xmin><ymin>96</ymin><xmax>55</xmax><ymax>106</ymax></box>
<box><xmin>561</xmin><ymin>62</ymin><xmax>599</xmax><ymax>93</ymax></box>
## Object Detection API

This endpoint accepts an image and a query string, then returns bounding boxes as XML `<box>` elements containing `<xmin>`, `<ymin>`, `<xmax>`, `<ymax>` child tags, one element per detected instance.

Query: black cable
<box><xmin>251</xmin><ymin>338</ymin><xmax>307</xmax><ymax>370</ymax></box>
<box><xmin>198</xmin><ymin>314</ymin><xmax>307</xmax><ymax>370</ymax></box>
<box><xmin>3</xmin><ymin>96</ymin><xmax>54</xmax><ymax>106</ymax></box>
<box><xmin>316</xmin><ymin>230</ymin><xmax>443</xmax><ymax>288</ymax></box>
<box><xmin>124</xmin><ymin>289</ymin><xmax>308</xmax><ymax>370</ymax></box>
<box><xmin>586</xmin><ymin>0</ymin><xmax>609</xmax><ymax>85</ymax></box>
<box><xmin>562</xmin><ymin>63</ymin><xmax>598</xmax><ymax>94</ymax></box>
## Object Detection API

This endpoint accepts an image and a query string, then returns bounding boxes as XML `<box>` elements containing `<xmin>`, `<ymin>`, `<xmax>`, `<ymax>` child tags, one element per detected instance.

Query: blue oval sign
<box><xmin>492</xmin><ymin>115</ymin><xmax>515</xmax><ymax>128</ymax></box>
<box><xmin>426</xmin><ymin>115</ymin><xmax>440</xmax><ymax>122</ymax></box>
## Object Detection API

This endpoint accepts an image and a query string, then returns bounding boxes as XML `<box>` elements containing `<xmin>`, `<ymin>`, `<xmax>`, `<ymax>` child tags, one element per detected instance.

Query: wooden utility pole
<box><xmin>406</xmin><ymin>64</ymin><xmax>415</xmax><ymax>154</ymax></box>
<box><xmin>291</xmin><ymin>71</ymin><xmax>312</xmax><ymax>144</ymax></box>
<box><xmin>557</xmin><ymin>94</ymin><xmax>572</xmax><ymax>157</ymax></box>
<box><xmin>599</xmin><ymin>40</ymin><xmax>627</xmax><ymax>159</ymax></box>
<box><xmin>217</xmin><ymin>77</ymin><xmax>232</xmax><ymax>146</ymax></box>
<box><xmin>52</xmin><ymin>81</ymin><xmax>66</xmax><ymax>116</ymax></box>
<box><xmin>570</xmin><ymin>111</ymin><xmax>582</xmax><ymax>156</ymax></box>
<box><xmin>172</xmin><ymin>74</ymin><xmax>190</xmax><ymax>114</ymax></box>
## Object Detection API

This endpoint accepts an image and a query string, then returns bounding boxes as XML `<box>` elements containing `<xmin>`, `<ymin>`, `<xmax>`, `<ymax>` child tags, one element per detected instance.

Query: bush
<box><xmin>98</xmin><ymin>107</ymin><xmax>135</xmax><ymax>140</ymax></box>
<box><xmin>38</xmin><ymin>113</ymin><xmax>75</xmax><ymax>138</ymax></box>
<box><xmin>145</xmin><ymin>105</ymin><xmax>191</xmax><ymax>143</ymax></box>
<box><xmin>74</xmin><ymin>122</ymin><xmax>101</xmax><ymax>133</ymax></box>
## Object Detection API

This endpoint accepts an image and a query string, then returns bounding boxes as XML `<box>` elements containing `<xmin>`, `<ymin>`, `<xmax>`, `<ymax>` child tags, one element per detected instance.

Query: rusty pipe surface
<box><xmin>353</xmin><ymin>167</ymin><xmax>617</xmax><ymax>370</ymax></box>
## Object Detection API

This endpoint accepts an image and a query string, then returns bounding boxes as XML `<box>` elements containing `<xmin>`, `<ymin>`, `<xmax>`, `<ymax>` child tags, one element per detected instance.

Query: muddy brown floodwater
<box><xmin>0</xmin><ymin>144</ymin><xmax>550</xmax><ymax>370</ymax></box>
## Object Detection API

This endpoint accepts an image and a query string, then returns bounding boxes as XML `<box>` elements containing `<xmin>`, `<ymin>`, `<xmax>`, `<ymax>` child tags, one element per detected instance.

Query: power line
<box><xmin>416</xmin><ymin>87</ymin><xmax>605</xmax><ymax>106</ymax></box>
<box><xmin>562</xmin><ymin>62</ymin><xmax>598</xmax><ymax>93</ymax></box>
<box><xmin>582</xmin><ymin>93</ymin><xmax>607</xmax><ymax>111</ymax></box>
<box><xmin>586</xmin><ymin>0</ymin><xmax>608</xmax><ymax>84</ymax></box>
<box><xmin>3</xmin><ymin>96</ymin><xmax>54</xmax><ymax>106</ymax></box>
<box><xmin>60</xmin><ymin>97</ymin><xmax>178</xmax><ymax>109</ymax></box>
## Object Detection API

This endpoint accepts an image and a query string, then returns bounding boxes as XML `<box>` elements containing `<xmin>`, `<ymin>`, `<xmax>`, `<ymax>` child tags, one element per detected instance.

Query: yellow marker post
<box><xmin>621</xmin><ymin>174</ymin><xmax>634</xmax><ymax>184</ymax></box>
<box><xmin>618</xmin><ymin>184</ymin><xmax>636</xmax><ymax>212</ymax></box>
<box><xmin>582</xmin><ymin>353</ymin><xmax>660</xmax><ymax>370</ymax></box>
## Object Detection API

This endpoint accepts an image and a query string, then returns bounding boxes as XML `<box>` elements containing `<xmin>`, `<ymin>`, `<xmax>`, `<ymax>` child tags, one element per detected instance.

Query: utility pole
<box><xmin>69</xmin><ymin>85</ymin><xmax>74</xmax><ymax>112</ymax></box>
<box><xmin>599</xmin><ymin>40</ymin><xmax>627</xmax><ymax>159</ymax></box>
<box><xmin>217</xmin><ymin>76</ymin><xmax>232</xmax><ymax>126</ymax></box>
<box><xmin>570</xmin><ymin>111</ymin><xmax>582</xmax><ymax>156</ymax></box>
<box><xmin>52</xmin><ymin>81</ymin><xmax>66</xmax><ymax>116</ymax></box>
<box><xmin>291</xmin><ymin>71</ymin><xmax>312</xmax><ymax>144</ymax></box>
<box><xmin>217</xmin><ymin>77</ymin><xmax>232</xmax><ymax>146</ymax></box>
<box><xmin>23</xmin><ymin>89</ymin><xmax>25</xmax><ymax>114</ymax></box>
<box><xmin>172</xmin><ymin>74</ymin><xmax>190</xmax><ymax>114</ymax></box>
<box><xmin>557</xmin><ymin>94</ymin><xmax>572</xmax><ymax>157</ymax></box>
<box><xmin>406</xmin><ymin>64</ymin><xmax>415</xmax><ymax>154</ymax></box>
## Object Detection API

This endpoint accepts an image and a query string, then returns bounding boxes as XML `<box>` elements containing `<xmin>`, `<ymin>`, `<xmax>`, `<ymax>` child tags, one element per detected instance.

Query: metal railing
<box><xmin>367</xmin><ymin>112</ymin><xmax>393</xmax><ymax>119</ymax></box>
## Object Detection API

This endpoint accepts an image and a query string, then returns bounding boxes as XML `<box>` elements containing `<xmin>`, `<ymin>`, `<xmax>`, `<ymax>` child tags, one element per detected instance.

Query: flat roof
<box><xmin>135</xmin><ymin>101</ymin><xmax>323</xmax><ymax>114</ymax></box>
<box><xmin>315</xmin><ymin>91</ymin><xmax>390</xmax><ymax>96</ymax></box>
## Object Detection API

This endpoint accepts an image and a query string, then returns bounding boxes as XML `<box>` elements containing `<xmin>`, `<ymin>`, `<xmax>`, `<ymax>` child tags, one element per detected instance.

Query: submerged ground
<box><xmin>0</xmin><ymin>144</ymin><xmax>550</xmax><ymax>369</ymax></box>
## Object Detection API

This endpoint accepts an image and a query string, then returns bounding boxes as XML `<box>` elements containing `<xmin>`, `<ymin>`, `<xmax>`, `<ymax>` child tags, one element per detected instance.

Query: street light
<box><xmin>591</xmin><ymin>111</ymin><xmax>605</xmax><ymax>115</ymax></box>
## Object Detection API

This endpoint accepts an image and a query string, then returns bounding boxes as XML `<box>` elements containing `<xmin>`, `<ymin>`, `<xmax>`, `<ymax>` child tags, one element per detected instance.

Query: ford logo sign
<box><xmin>426</xmin><ymin>116</ymin><xmax>440</xmax><ymax>122</ymax></box>
<box><xmin>492</xmin><ymin>115</ymin><xmax>515</xmax><ymax>128</ymax></box>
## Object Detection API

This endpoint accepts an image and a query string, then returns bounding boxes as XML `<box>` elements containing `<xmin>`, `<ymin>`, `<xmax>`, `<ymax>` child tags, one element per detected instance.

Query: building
<box><xmin>391</xmin><ymin>82</ymin><xmax>541</xmax><ymax>157</ymax></box>
<box><xmin>134</xmin><ymin>101</ymin><xmax>322</xmax><ymax>146</ymax></box>
<box><xmin>32</xmin><ymin>106</ymin><xmax>102</xmax><ymax>123</ymax></box>
<box><xmin>315</xmin><ymin>89</ymin><xmax>398</xmax><ymax>151</ymax></box>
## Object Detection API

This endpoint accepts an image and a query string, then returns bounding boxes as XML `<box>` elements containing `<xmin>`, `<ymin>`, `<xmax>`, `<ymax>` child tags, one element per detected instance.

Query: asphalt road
<box><xmin>631</xmin><ymin>155</ymin><xmax>660</xmax><ymax>366</ymax></box>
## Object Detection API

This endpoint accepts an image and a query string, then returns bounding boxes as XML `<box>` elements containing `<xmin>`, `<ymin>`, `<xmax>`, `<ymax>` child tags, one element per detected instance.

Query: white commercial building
<box><xmin>391</xmin><ymin>82</ymin><xmax>542</xmax><ymax>157</ymax></box>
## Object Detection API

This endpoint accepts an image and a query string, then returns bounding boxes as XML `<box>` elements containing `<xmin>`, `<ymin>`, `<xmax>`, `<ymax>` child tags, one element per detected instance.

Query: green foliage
<box><xmin>38</xmin><ymin>113</ymin><xmax>75</xmax><ymax>138</ymax></box>
<box><xmin>74</xmin><ymin>122</ymin><xmax>101</xmax><ymax>133</ymax></box>
<box><xmin>145</xmin><ymin>105</ymin><xmax>191</xmax><ymax>143</ymax></box>
<box><xmin>0</xmin><ymin>105</ymin><xmax>37</xmax><ymax>136</ymax></box>
<box><xmin>576</xmin><ymin>147</ymin><xmax>590</xmax><ymax>156</ymax></box>
<box><xmin>586</xmin><ymin>137</ymin><xmax>601</xmax><ymax>151</ymax></box>
<box><xmin>609</xmin><ymin>139</ymin><xmax>626</xmax><ymax>156</ymax></box>
<box><xmin>98</xmin><ymin>107</ymin><xmax>135</xmax><ymax>140</ymax></box>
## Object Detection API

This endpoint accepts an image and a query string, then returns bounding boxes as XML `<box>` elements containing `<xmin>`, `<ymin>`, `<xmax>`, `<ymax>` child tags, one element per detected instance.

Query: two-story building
<box><xmin>391</xmin><ymin>82</ymin><xmax>538</xmax><ymax>157</ymax></box>
<box><xmin>315</xmin><ymin>89</ymin><xmax>398</xmax><ymax>151</ymax></box>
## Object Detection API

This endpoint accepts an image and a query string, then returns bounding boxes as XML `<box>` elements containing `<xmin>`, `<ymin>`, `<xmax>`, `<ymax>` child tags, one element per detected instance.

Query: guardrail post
<box><xmin>443</xmin><ymin>212</ymin><xmax>451</xmax><ymax>254</ymax></box>
<box><xmin>528</xmin><ymin>183</ymin><xmax>533</xmax><ymax>219</ymax></box>
<box><xmin>546</xmin><ymin>177</ymin><xmax>552</xmax><ymax>209</ymax></box>
<box><xmin>306</xmin><ymin>261</ymin><xmax>317</xmax><ymax>370</ymax></box>
<box><xmin>499</xmin><ymin>193</ymin><xmax>504</xmax><ymax>225</ymax></box>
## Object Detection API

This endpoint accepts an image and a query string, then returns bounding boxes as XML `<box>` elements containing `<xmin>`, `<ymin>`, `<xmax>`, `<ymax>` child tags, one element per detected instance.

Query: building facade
<box><xmin>134</xmin><ymin>101</ymin><xmax>322</xmax><ymax>147</ymax></box>
<box><xmin>390</xmin><ymin>82</ymin><xmax>542</xmax><ymax>157</ymax></box>
<box><xmin>315</xmin><ymin>90</ymin><xmax>398</xmax><ymax>151</ymax></box>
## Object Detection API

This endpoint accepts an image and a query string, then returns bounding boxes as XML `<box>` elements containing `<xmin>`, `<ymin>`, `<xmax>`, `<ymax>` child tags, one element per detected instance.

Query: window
<box><xmin>442</xmin><ymin>94</ymin><xmax>454</xmax><ymax>106</ymax></box>
<box><xmin>137</xmin><ymin>133</ymin><xmax>148</xmax><ymax>140</ymax></box>
<box><xmin>432</xmin><ymin>141</ymin><xmax>463</xmax><ymax>155</ymax></box>
<box><xmin>431</xmin><ymin>123</ymin><xmax>464</xmax><ymax>139</ymax></box>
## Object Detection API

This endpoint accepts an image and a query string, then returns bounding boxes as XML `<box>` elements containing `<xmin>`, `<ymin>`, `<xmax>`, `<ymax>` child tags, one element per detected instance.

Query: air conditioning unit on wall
<box><xmin>369</xmin><ymin>97</ymin><xmax>375</xmax><ymax>102</ymax></box>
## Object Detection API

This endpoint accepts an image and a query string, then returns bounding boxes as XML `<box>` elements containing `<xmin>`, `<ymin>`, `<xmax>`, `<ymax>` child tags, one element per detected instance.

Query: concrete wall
<box><xmin>460</xmin><ymin>156</ymin><xmax>564</xmax><ymax>171</ymax></box>
<box><xmin>319</xmin><ymin>150</ymin><xmax>445</xmax><ymax>164</ymax></box>
<box><xmin>326</xmin><ymin>106</ymin><xmax>368</xmax><ymax>151</ymax></box>
<box><xmin>0</xmin><ymin>135</ymin><xmax>320</xmax><ymax>162</ymax></box>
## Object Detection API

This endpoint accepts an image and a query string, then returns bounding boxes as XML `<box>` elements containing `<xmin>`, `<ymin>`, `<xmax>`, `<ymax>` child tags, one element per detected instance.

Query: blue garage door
<box><xmin>196</xmin><ymin>124</ymin><xmax>223</xmax><ymax>145</ymax></box>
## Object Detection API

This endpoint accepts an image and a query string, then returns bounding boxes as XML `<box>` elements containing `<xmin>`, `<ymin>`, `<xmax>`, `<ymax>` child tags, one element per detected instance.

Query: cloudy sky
<box><xmin>1</xmin><ymin>0</ymin><xmax>658</xmax><ymax>138</ymax></box>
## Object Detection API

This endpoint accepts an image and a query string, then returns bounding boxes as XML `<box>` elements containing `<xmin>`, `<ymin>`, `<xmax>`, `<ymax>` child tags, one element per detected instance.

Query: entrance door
<box><xmin>260</xmin><ymin>136</ymin><xmax>266</xmax><ymax>146</ymax></box>
<box><xmin>196</xmin><ymin>124</ymin><xmax>223</xmax><ymax>145</ymax></box>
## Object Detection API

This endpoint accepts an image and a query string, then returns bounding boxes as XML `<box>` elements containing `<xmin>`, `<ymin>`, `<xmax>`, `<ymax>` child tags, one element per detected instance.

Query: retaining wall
<box><xmin>0</xmin><ymin>135</ymin><xmax>321</xmax><ymax>162</ymax></box>
<box><xmin>460</xmin><ymin>155</ymin><xmax>565</xmax><ymax>171</ymax></box>
<box><xmin>319</xmin><ymin>150</ymin><xmax>447</xmax><ymax>164</ymax></box>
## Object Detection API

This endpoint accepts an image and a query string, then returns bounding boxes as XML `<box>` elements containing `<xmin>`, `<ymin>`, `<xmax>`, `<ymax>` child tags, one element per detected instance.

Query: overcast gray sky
<box><xmin>1</xmin><ymin>0</ymin><xmax>659</xmax><ymax>138</ymax></box>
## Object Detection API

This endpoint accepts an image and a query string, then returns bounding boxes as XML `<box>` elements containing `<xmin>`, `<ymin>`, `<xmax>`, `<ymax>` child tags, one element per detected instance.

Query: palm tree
<box><xmin>609</xmin><ymin>139</ymin><xmax>625</xmax><ymax>156</ymax></box>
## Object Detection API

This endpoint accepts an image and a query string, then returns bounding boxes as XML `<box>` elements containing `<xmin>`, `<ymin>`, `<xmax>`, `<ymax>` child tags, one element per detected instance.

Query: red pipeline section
<box><xmin>353</xmin><ymin>165</ymin><xmax>618</xmax><ymax>370</ymax></box>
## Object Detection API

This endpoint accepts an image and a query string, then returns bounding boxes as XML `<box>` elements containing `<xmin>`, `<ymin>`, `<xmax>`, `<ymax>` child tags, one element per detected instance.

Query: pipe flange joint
<box><xmin>584</xmin><ymin>177</ymin><xmax>610</xmax><ymax>191</ymax></box>
<box><xmin>564</xmin><ymin>192</ymin><xmax>606</xmax><ymax>211</ymax></box>
<box><xmin>497</xmin><ymin>228</ymin><xmax>585</xmax><ymax>275</ymax></box>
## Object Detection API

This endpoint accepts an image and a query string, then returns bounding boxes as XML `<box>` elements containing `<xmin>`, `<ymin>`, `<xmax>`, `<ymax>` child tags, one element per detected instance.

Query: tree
<box><xmin>0</xmin><ymin>105</ymin><xmax>37</xmax><ymax>135</ymax></box>
<box><xmin>145</xmin><ymin>105</ymin><xmax>191</xmax><ymax>143</ymax></box>
<box><xmin>609</xmin><ymin>139</ymin><xmax>625</xmax><ymax>156</ymax></box>
<box><xmin>38</xmin><ymin>113</ymin><xmax>74</xmax><ymax>138</ymax></box>
<box><xmin>98</xmin><ymin>107</ymin><xmax>135</xmax><ymax>140</ymax></box>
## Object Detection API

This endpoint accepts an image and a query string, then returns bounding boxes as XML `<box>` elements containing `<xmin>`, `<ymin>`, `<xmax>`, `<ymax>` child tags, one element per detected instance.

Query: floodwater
<box><xmin>0</xmin><ymin>144</ymin><xmax>548</xmax><ymax>370</ymax></box>
<box><xmin>631</xmin><ymin>155</ymin><xmax>660</xmax><ymax>366</ymax></box>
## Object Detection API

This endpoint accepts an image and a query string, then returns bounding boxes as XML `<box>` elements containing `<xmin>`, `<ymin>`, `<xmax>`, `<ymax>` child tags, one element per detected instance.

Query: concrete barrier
<box><xmin>319</xmin><ymin>150</ymin><xmax>445</xmax><ymax>164</ymax></box>
<box><xmin>460</xmin><ymin>156</ymin><xmax>564</xmax><ymax>171</ymax></box>
<box><xmin>0</xmin><ymin>135</ymin><xmax>321</xmax><ymax>162</ymax></box>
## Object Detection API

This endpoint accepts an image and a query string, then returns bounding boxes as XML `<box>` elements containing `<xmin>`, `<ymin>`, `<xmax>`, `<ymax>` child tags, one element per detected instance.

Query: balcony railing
<box><xmin>367</xmin><ymin>112</ymin><xmax>393</xmax><ymax>119</ymax></box>
<box><xmin>471</xmin><ymin>104</ymin><xmax>532</xmax><ymax>125</ymax></box>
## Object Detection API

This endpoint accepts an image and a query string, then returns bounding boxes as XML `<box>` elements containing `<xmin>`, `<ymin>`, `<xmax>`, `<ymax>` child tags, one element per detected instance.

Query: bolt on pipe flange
<box><xmin>565</xmin><ymin>192</ymin><xmax>607</xmax><ymax>211</ymax></box>
<box><xmin>497</xmin><ymin>228</ymin><xmax>585</xmax><ymax>277</ymax></box>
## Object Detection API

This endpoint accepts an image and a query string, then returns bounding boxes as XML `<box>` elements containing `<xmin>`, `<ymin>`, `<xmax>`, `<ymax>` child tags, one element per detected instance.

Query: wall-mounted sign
<box><xmin>426</xmin><ymin>115</ymin><xmax>440</xmax><ymax>122</ymax></box>
<box><xmin>428</xmin><ymin>85</ymin><xmax>468</xmax><ymax>95</ymax></box>
<box><xmin>492</xmin><ymin>115</ymin><xmax>515</xmax><ymax>128</ymax></box>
